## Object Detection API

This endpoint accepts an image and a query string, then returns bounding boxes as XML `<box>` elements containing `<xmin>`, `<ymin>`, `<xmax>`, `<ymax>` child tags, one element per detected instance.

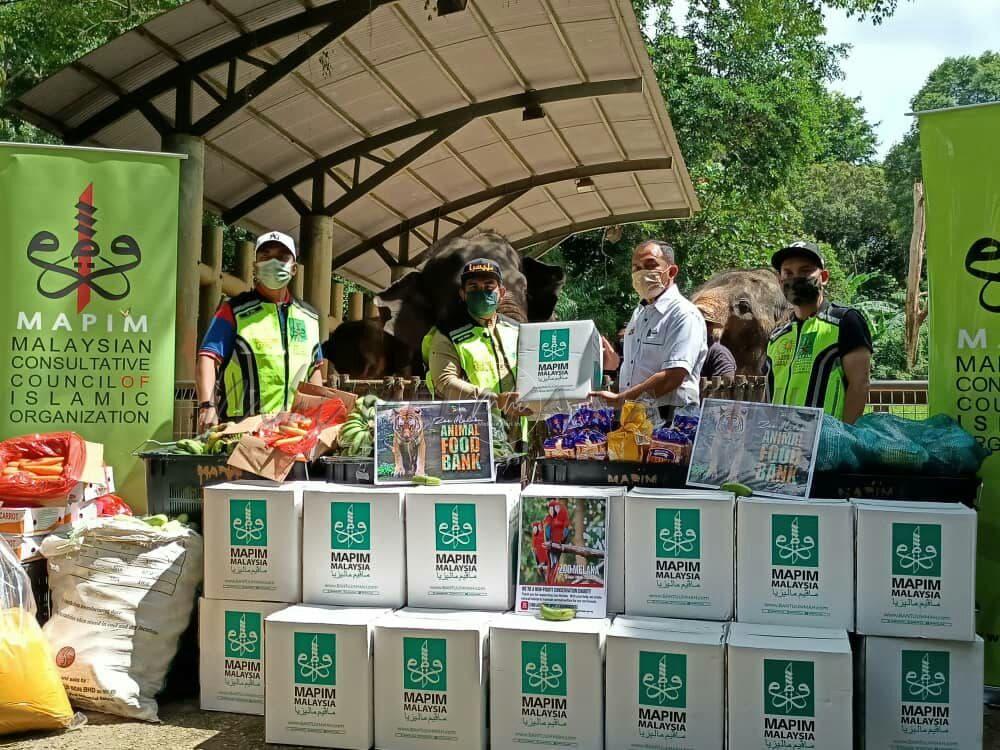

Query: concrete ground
<box><xmin>3</xmin><ymin>700</ymin><xmax>1000</xmax><ymax>749</ymax></box>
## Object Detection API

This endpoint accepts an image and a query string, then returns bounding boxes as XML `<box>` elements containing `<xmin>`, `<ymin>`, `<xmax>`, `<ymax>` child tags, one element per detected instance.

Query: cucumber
<box><xmin>413</xmin><ymin>474</ymin><xmax>441</xmax><ymax>486</ymax></box>
<box><xmin>721</xmin><ymin>482</ymin><xmax>753</xmax><ymax>497</ymax></box>
<box><xmin>539</xmin><ymin>604</ymin><xmax>576</xmax><ymax>622</ymax></box>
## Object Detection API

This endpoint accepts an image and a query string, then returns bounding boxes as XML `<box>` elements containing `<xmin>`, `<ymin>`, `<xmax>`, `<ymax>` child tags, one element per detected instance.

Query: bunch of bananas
<box><xmin>338</xmin><ymin>394</ymin><xmax>379</xmax><ymax>457</ymax></box>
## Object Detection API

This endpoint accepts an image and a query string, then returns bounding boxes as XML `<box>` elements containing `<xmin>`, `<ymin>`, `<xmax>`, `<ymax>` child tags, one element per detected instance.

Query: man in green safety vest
<box><xmin>766</xmin><ymin>241</ymin><xmax>872</xmax><ymax>424</ymax></box>
<box><xmin>427</xmin><ymin>258</ymin><xmax>527</xmax><ymax>420</ymax></box>
<box><xmin>196</xmin><ymin>230</ymin><xmax>324</xmax><ymax>431</ymax></box>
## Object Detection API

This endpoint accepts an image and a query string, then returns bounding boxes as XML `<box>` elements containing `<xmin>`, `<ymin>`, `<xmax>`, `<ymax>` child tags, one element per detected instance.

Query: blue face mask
<box><xmin>466</xmin><ymin>289</ymin><xmax>500</xmax><ymax>319</ymax></box>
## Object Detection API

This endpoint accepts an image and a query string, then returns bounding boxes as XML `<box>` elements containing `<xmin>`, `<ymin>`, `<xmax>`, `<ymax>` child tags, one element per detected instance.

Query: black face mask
<box><xmin>782</xmin><ymin>276</ymin><xmax>821</xmax><ymax>306</ymax></box>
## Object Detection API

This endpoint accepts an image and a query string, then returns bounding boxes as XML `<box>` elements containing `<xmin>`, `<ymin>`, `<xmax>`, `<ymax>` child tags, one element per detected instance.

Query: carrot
<box><xmin>2</xmin><ymin>467</ymin><xmax>20</xmax><ymax>475</ymax></box>
<box><xmin>272</xmin><ymin>435</ymin><xmax>302</xmax><ymax>447</ymax></box>
<box><xmin>27</xmin><ymin>456</ymin><xmax>64</xmax><ymax>466</ymax></box>
<box><xmin>27</xmin><ymin>465</ymin><xmax>62</xmax><ymax>476</ymax></box>
<box><xmin>279</xmin><ymin>425</ymin><xmax>308</xmax><ymax>436</ymax></box>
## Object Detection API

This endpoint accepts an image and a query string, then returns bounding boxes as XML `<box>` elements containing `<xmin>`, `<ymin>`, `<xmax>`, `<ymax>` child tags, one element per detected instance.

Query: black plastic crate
<box><xmin>534</xmin><ymin>458</ymin><xmax>688</xmax><ymax>489</ymax></box>
<box><xmin>321</xmin><ymin>455</ymin><xmax>526</xmax><ymax>485</ymax></box>
<box><xmin>320</xmin><ymin>456</ymin><xmax>375</xmax><ymax>485</ymax></box>
<box><xmin>141</xmin><ymin>453</ymin><xmax>317</xmax><ymax>523</ymax></box>
<box><xmin>21</xmin><ymin>557</ymin><xmax>50</xmax><ymax>626</ymax></box>
<box><xmin>534</xmin><ymin>458</ymin><xmax>980</xmax><ymax>504</ymax></box>
<box><xmin>810</xmin><ymin>472</ymin><xmax>980</xmax><ymax>506</ymax></box>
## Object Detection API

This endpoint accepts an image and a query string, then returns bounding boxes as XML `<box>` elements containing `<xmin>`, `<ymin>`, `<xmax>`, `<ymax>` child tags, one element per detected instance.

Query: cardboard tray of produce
<box><xmin>533</xmin><ymin>458</ymin><xmax>980</xmax><ymax>504</ymax></box>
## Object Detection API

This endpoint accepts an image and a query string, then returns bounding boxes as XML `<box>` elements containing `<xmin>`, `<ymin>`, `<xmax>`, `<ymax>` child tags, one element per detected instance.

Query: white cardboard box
<box><xmin>861</xmin><ymin>635</ymin><xmax>983</xmax><ymax>749</ymax></box>
<box><xmin>203</xmin><ymin>481</ymin><xmax>303</xmax><ymax>602</ymax></box>
<box><xmin>625</xmin><ymin>488</ymin><xmax>735</xmax><ymax>620</ymax></box>
<box><xmin>854</xmin><ymin>500</ymin><xmax>976</xmax><ymax>640</ymax></box>
<box><xmin>727</xmin><ymin>623</ymin><xmax>853</xmax><ymax>750</ymax></box>
<box><xmin>519</xmin><ymin>484</ymin><xmax>622</xmax><ymax>616</ymax></box>
<box><xmin>736</xmin><ymin>496</ymin><xmax>854</xmax><ymax>630</ymax></box>
<box><xmin>301</xmin><ymin>484</ymin><xmax>406</xmax><ymax>608</ymax></box>
<box><xmin>606</xmin><ymin>616</ymin><xmax>727</xmax><ymax>750</ymax></box>
<box><xmin>374</xmin><ymin>608</ymin><xmax>493</xmax><ymax>750</ymax></box>
<box><xmin>490</xmin><ymin>612</ymin><xmax>609</xmax><ymax>750</ymax></box>
<box><xmin>405</xmin><ymin>484</ymin><xmax>519</xmax><ymax>610</ymax></box>
<box><xmin>515</xmin><ymin>320</ymin><xmax>602</xmax><ymax>414</ymax></box>
<box><xmin>265</xmin><ymin>604</ymin><xmax>389</xmax><ymax>749</ymax></box>
<box><xmin>199</xmin><ymin>598</ymin><xmax>286</xmax><ymax>715</ymax></box>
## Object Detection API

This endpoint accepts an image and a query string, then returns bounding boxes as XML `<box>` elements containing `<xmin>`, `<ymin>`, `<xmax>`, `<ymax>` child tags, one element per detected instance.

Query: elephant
<box><xmin>326</xmin><ymin>231</ymin><xmax>566</xmax><ymax>379</ymax></box>
<box><xmin>691</xmin><ymin>268</ymin><xmax>791</xmax><ymax>375</ymax></box>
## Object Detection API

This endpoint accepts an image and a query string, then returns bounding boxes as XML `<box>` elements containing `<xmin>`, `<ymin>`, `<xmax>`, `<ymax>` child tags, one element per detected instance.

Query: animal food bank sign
<box><xmin>0</xmin><ymin>143</ymin><xmax>181</xmax><ymax>507</ymax></box>
<box><xmin>918</xmin><ymin>102</ymin><xmax>1000</xmax><ymax>684</ymax></box>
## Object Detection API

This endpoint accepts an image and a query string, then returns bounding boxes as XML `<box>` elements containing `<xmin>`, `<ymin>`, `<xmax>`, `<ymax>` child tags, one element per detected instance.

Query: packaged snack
<box><xmin>670</xmin><ymin>407</ymin><xmax>700</xmax><ymax>440</ymax></box>
<box><xmin>574</xmin><ymin>430</ymin><xmax>608</xmax><ymax>461</ymax></box>
<box><xmin>543</xmin><ymin>435</ymin><xmax>576</xmax><ymax>460</ymax></box>
<box><xmin>545</xmin><ymin>413</ymin><xmax>570</xmax><ymax>436</ymax></box>
<box><xmin>607</xmin><ymin>401</ymin><xmax>654</xmax><ymax>462</ymax></box>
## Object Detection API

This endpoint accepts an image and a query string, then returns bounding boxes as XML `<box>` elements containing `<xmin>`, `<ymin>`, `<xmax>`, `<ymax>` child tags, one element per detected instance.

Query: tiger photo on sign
<box><xmin>391</xmin><ymin>405</ymin><xmax>426</xmax><ymax>477</ymax></box>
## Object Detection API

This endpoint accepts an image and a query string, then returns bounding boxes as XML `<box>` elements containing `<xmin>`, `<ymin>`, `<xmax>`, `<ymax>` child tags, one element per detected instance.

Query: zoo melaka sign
<box><xmin>0</xmin><ymin>143</ymin><xmax>181</xmax><ymax>507</ymax></box>
<box><xmin>919</xmin><ymin>102</ymin><xmax>1000</xmax><ymax>684</ymax></box>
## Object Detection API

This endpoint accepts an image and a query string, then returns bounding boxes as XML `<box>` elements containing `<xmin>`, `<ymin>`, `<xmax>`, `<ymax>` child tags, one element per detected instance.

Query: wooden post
<box><xmin>301</xmin><ymin>214</ymin><xmax>334</xmax><ymax>342</ymax></box>
<box><xmin>905</xmin><ymin>182</ymin><xmax>928</xmax><ymax>370</ymax></box>
<box><xmin>237</xmin><ymin>239</ymin><xmax>255</xmax><ymax>288</ymax></box>
<box><xmin>365</xmin><ymin>297</ymin><xmax>379</xmax><ymax>319</ymax></box>
<box><xmin>198</xmin><ymin>225</ymin><xmax>223</xmax><ymax>340</ymax></box>
<box><xmin>329</xmin><ymin>281</ymin><xmax>345</xmax><ymax>332</ymax></box>
<box><xmin>163</xmin><ymin>133</ymin><xmax>204</xmax><ymax>384</ymax></box>
<box><xmin>348</xmin><ymin>291</ymin><xmax>364</xmax><ymax>321</ymax></box>
<box><xmin>292</xmin><ymin>261</ymin><xmax>305</xmax><ymax>299</ymax></box>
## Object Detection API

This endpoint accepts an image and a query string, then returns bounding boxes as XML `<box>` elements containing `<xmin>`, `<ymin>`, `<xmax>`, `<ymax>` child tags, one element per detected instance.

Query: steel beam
<box><xmin>62</xmin><ymin>0</ymin><xmax>395</xmax><ymax>143</ymax></box>
<box><xmin>334</xmin><ymin>158</ymin><xmax>671</xmax><ymax>269</ymax></box>
<box><xmin>512</xmin><ymin>209</ymin><xmax>691</xmax><ymax>251</ymax></box>
<box><xmin>220</xmin><ymin>78</ymin><xmax>642</xmax><ymax>224</ymax></box>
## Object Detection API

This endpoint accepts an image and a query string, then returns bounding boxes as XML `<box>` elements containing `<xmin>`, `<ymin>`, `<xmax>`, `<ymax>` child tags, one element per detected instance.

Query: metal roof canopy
<box><xmin>12</xmin><ymin>0</ymin><xmax>699</xmax><ymax>291</ymax></box>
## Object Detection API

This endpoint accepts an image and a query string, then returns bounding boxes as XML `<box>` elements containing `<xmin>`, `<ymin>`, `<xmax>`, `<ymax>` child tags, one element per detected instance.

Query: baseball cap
<box><xmin>255</xmin><ymin>230</ymin><xmax>297</xmax><ymax>258</ymax></box>
<box><xmin>771</xmin><ymin>240</ymin><xmax>824</xmax><ymax>271</ymax></box>
<box><xmin>461</xmin><ymin>257</ymin><xmax>503</xmax><ymax>284</ymax></box>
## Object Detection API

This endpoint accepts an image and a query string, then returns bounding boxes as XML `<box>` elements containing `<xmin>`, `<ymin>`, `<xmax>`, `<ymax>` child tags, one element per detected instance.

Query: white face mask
<box><xmin>256</xmin><ymin>258</ymin><xmax>295</xmax><ymax>290</ymax></box>
<box><xmin>632</xmin><ymin>269</ymin><xmax>666</xmax><ymax>301</ymax></box>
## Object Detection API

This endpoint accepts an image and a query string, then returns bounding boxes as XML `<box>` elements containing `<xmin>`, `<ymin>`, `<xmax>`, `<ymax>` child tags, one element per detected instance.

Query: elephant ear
<box><xmin>376</xmin><ymin>271</ymin><xmax>434</xmax><ymax>351</ymax></box>
<box><xmin>523</xmin><ymin>256</ymin><xmax>566</xmax><ymax>322</ymax></box>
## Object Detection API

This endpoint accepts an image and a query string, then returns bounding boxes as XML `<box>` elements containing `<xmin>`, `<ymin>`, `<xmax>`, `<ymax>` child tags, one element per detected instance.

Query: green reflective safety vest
<box><xmin>221</xmin><ymin>293</ymin><xmax>321</xmax><ymax>418</ymax></box>
<box><xmin>421</xmin><ymin>328</ymin><xmax>437</xmax><ymax>397</ymax></box>
<box><xmin>766</xmin><ymin>302</ymin><xmax>853</xmax><ymax>420</ymax></box>
<box><xmin>448</xmin><ymin>317</ymin><xmax>520</xmax><ymax>395</ymax></box>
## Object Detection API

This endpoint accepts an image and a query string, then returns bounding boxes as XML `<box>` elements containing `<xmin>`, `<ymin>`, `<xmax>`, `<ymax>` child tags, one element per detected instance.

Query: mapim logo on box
<box><xmin>763</xmin><ymin>659</ymin><xmax>815</xmax><ymax>747</ymax></box>
<box><xmin>538</xmin><ymin>328</ymin><xmax>571</xmax><ymax>383</ymax></box>
<box><xmin>224</xmin><ymin>610</ymin><xmax>262</xmax><ymax>687</ymax></box>
<box><xmin>230</xmin><ymin>499</ymin><xmax>268</xmax><ymax>573</ymax></box>
<box><xmin>434</xmin><ymin>502</ymin><xmax>477</xmax><ymax>580</ymax></box>
<box><xmin>900</xmin><ymin>650</ymin><xmax>950</xmax><ymax>733</ymax></box>
<box><xmin>294</xmin><ymin>632</ymin><xmax>337</xmax><ymax>715</ymax></box>
<box><xmin>330</xmin><ymin>501</ymin><xmax>371</xmax><ymax>579</ymax></box>
<box><xmin>637</xmin><ymin>651</ymin><xmax>687</xmax><ymax>738</ymax></box>
<box><xmin>655</xmin><ymin>508</ymin><xmax>701</xmax><ymax>589</ymax></box>
<box><xmin>521</xmin><ymin>641</ymin><xmax>568</xmax><ymax>727</ymax></box>
<box><xmin>891</xmin><ymin>523</ymin><xmax>942</xmax><ymax>607</ymax></box>
<box><xmin>402</xmin><ymin>637</ymin><xmax>448</xmax><ymax>721</ymax></box>
<box><xmin>771</xmin><ymin>514</ymin><xmax>819</xmax><ymax>597</ymax></box>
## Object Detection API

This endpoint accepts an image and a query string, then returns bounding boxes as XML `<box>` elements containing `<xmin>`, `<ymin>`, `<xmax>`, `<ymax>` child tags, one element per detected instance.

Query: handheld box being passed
<box><xmin>516</xmin><ymin>321</ymin><xmax>602</xmax><ymax>414</ymax></box>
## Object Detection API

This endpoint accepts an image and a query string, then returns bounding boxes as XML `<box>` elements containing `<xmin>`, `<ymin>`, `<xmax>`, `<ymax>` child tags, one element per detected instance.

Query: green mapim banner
<box><xmin>919</xmin><ymin>102</ymin><xmax>1000</xmax><ymax>686</ymax></box>
<box><xmin>0</xmin><ymin>143</ymin><xmax>181</xmax><ymax>512</ymax></box>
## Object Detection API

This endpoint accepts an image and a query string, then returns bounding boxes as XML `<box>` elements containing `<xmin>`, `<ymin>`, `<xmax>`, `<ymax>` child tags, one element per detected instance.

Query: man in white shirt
<box><xmin>592</xmin><ymin>239</ymin><xmax>707</xmax><ymax>422</ymax></box>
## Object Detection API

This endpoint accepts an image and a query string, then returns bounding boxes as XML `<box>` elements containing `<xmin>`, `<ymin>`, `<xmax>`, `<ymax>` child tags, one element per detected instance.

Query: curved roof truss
<box><xmin>11</xmin><ymin>0</ymin><xmax>700</xmax><ymax>290</ymax></box>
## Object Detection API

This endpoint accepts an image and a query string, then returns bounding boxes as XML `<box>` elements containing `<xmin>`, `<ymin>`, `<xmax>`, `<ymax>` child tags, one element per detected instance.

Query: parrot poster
<box><xmin>515</xmin><ymin>493</ymin><xmax>610</xmax><ymax>618</ymax></box>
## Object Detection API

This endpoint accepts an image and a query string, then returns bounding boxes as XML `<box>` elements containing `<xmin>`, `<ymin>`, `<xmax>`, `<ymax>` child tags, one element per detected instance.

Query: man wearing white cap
<box><xmin>196</xmin><ymin>230</ymin><xmax>324</xmax><ymax>430</ymax></box>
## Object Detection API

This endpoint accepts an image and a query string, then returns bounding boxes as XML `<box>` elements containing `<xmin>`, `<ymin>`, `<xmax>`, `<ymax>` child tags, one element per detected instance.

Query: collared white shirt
<box><xmin>619</xmin><ymin>284</ymin><xmax>707</xmax><ymax>408</ymax></box>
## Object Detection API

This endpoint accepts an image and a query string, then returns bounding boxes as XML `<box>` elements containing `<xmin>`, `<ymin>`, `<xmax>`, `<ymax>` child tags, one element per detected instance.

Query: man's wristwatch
<box><xmin>198</xmin><ymin>401</ymin><xmax>215</xmax><ymax>411</ymax></box>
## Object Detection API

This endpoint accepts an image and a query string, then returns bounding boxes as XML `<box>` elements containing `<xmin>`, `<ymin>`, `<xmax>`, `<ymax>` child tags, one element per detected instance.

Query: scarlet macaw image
<box><xmin>543</xmin><ymin>499</ymin><xmax>570</xmax><ymax>584</ymax></box>
<box><xmin>530</xmin><ymin>521</ymin><xmax>548</xmax><ymax>578</ymax></box>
